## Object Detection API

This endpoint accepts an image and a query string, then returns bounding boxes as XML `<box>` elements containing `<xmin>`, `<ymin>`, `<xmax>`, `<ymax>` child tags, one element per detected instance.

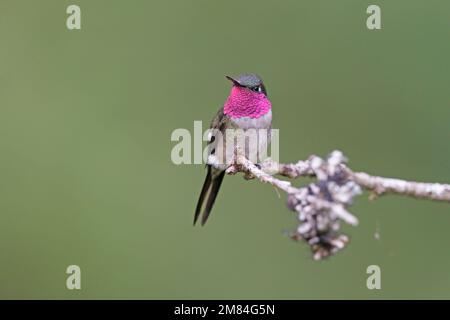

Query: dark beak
<box><xmin>225</xmin><ymin>75</ymin><xmax>241</xmax><ymax>86</ymax></box>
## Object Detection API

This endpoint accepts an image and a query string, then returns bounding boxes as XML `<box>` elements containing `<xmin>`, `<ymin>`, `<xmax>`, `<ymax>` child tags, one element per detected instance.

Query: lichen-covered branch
<box><xmin>228</xmin><ymin>150</ymin><xmax>450</xmax><ymax>260</ymax></box>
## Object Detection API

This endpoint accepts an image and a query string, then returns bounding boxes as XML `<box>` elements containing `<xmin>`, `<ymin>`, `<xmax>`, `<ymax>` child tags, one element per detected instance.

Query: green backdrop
<box><xmin>0</xmin><ymin>0</ymin><xmax>449</xmax><ymax>299</ymax></box>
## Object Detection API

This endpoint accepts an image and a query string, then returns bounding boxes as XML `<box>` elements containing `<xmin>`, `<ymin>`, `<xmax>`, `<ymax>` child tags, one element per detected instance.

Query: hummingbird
<box><xmin>194</xmin><ymin>73</ymin><xmax>273</xmax><ymax>225</ymax></box>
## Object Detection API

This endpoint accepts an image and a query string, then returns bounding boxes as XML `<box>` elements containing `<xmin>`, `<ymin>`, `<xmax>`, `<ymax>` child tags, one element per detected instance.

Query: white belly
<box><xmin>208</xmin><ymin>111</ymin><xmax>272</xmax><ymax>170</ymax></box>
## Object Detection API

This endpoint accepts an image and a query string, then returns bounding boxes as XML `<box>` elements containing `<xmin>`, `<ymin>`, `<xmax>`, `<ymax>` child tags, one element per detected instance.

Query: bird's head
<box><xmin>225</xmin><ymin>74</ymin><xmax>267</xmax><ymax>96</ymax></box>
<box><xmin>223</xmin><ymin>73</ymin><xmax>271</xmax><ymax>119</ymax></box>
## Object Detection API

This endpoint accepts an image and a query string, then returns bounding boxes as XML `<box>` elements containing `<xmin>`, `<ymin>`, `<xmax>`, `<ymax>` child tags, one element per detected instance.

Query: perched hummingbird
<box><xmin>194</xmin><ymin>73</ymin><xmax>273</xmax><ymax>225</ymax></box>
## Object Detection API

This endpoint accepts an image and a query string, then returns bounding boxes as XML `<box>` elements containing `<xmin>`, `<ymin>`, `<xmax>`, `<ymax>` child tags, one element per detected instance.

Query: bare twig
<box><xmin>345</xmin><ymin>169</ymin><xmax>450</xmax><ymax>202</ymax></box>
<box><xmin>229</xmin><ymin>150</ymin><xmax>450</xmax><ymax>260</ymax></box>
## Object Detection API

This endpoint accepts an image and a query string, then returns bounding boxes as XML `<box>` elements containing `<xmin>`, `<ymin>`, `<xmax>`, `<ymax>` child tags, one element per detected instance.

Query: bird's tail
<box><xmin>194</xmin><ymin>165</ymin><xmax>225</xmax><ymax>226</ymax></box>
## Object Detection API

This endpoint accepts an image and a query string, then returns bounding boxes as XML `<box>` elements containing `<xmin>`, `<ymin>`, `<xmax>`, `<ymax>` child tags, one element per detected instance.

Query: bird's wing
<box><xmin>210</xmin><ymin>107</ymin><xmax>227</xmax><ymax>132</ymax></box>
<box><xmin>194</xmin><ymin>108</ymin><xmax>228</xmax><ymax>226</ymax></box>
<box><xmin>206</xmin><ymin>108</ymin><xmax>229</xmax><ymax>161</ymax></box>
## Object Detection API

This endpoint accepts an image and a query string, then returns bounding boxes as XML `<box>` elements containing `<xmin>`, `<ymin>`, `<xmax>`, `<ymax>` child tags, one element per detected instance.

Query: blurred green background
<box><xmin>0</xmin><ymin>0</ymin><xmax>449</xmax><ymax>299</ymax></box>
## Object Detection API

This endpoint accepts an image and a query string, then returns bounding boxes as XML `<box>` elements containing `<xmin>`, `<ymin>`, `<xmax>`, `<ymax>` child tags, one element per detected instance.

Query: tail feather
<box><xmin>194</xmin><ymin>166</ymin><xmax>225</xmax><ymax>226</ymax></box>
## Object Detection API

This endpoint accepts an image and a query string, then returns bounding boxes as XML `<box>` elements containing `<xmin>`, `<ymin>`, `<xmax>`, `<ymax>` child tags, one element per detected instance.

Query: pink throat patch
<box><xmin>223</xmin><ymin>86</ymin><xmax>272</xmax><ymax>119</ymax></box>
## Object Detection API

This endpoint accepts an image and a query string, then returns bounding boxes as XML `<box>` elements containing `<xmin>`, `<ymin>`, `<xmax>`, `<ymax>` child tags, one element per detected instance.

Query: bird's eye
<box><xmin>252</xmin><ymin>86</ymin><xmax>262</xmax><ymax>92</ymax></box>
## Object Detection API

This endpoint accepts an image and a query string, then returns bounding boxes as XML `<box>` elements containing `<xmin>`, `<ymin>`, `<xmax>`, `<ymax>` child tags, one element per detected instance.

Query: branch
<box><xmin>228</xmin><ymin>150</ymin><xmax>450</xmax><ymax>260</ymax></box>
